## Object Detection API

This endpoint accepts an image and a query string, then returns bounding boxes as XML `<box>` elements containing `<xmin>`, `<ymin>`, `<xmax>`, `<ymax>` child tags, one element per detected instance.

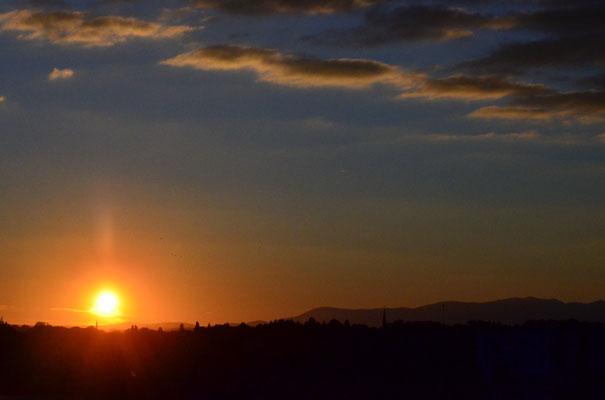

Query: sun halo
<box><xmin>94</xmin><ymin>292</ymin><xmax>118</xmax><ymax>316</ymax></box>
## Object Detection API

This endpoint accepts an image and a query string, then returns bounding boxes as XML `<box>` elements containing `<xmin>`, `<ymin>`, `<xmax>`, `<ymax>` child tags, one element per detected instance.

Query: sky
<box><xmin>1</xmin><ymin>0</ymin><xmax>604</xmax><ymax>326</ymax></box>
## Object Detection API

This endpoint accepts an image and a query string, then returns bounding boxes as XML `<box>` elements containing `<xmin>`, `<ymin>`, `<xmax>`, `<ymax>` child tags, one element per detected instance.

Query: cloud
<box><xmin>162</xmin><ymin>46</ymin><xmax>550</xmax><ymax>97</ymax></box>
<box><xmin>161</xmin><ymin>45</ymin><xmax>415</xmax><ymax>89</ymax></box>
<box><xmin>398</xmin><ymin>130</ymin><xmax>605</xmax><ymax>146</ymax></box>
<box><xmin>468</xmin><ymin>89</ymin><xmax>605</xmax><ymax>123</ymax></box>
<box><xmin>398</xmin><ymin>73</ymin><xmax>605</xmax><ymax>122</ymax></box>
<box><xmin>0</xmin><ymin>9</ymin><xmax>196</xmax><ymax>47</ymax></box>
<box><xmin>50</xmin><ymin>307</ymin><xmax>90</xmax><ymax>313</ymax></box>
<box><xmin>511</xmin><ymin>90</ymin><xmax>605</xmax><ymax>113</ymax></box>
<box><xmin>437</xmin><ymin>0</ymin><xmax>604</xmax><ymax>5</ymax></box>
<box><xmin>468</xmin><ymin>106</ymin><xmax>556</xmax><ymax>121</ymax></box>
<box><xmin>95</xmin><ymin>0</ymin><xmax>143</xmax><ymax>5</ymax></box>
<box><xmin>0</xmin><ymin>96</ymin><xmax>5</xmax><ymax>102</ymax></box>
<box><xmin>161</xmin><ymin>46</ymin><xmax>605</xmax><ymax>122</ymax></box>
<box><xmin>474</xmin><ymin>130</ymin><xmax>540</xmax><ymax>141</ymax></box>
<box><xmin>512</xmin><ymin>5</ymin><xmax>605</xmax><ymax>36</ymax></box>
<box><xmin>481</xmin><ymin>90</ymin><xmax>605</xmax><ymax>122</ymax></box>
<box><xmin>400</xmin><ymin>74</ymin><xmax>551</xmax><ymax>100</ymax></box>
<box><xmin>468</xmin><ymin>88</ymin><xmax>605</xmax><ymax>122</ymax></box>
<box><xmin>308</xmin><ymin>2</ymin><xmax>605</xmax><ymax>78</ymax></box>
<box><xmin>308</xmin><ymin>5</ymin><xmax>513</xmax><ymax>46</ymax></box>
<box><xmin>412</xmin><ymin>130</ymin><xmax>541</xmax><ymax>143</ymax></box>
<box><xmin>458</xmin><ymin>35</ymin><xmax>605</xmax><ymax>74</ymax></box>
<box><xmin>49</xmin><ymin>67</ymin><xmax>74</xmax><ymax>80</ymax></box>
<box><xmin>309</xmin><ymin>4</ymin><xmax>605</xmax><ymax>47</ymax></box>
<box><xmin>452</xmin><ymin>5</ymin><xmax>605</xmax><ymax>74</ymax></box>
<box><xmin>192</xmin><ymin>0</ymin><xmax>386</xmax><ymax>15</ymax></box>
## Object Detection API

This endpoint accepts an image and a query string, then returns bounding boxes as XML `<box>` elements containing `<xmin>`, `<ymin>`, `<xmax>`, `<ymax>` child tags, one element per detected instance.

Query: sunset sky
<box><xmin>1</xmin><ymin>0</ymin><xmax>604</xmax><ymax>326</ymax></box>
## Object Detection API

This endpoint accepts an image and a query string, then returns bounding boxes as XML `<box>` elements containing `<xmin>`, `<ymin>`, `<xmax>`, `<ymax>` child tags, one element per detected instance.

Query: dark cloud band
<box><xmin>192</xmin><ymin>0</ymin><xmax>385</xmax><ymax>15</ymax></box>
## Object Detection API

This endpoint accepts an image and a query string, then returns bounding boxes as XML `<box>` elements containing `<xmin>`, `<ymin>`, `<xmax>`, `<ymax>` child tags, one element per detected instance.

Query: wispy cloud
<box><xmin>458</xmin><ymin>36</ymin><xmax>605</xmax><ymax>75</ymax></box>
<box><xmin>0</xmin><ymin>9</ymin><xmax>196</xmax><ymax>47</ymax></box>
<box><xmin>469</xmin><ymin>90</ymin><xmax>605</xmax><ymax>122</ymax></box>
<box><xmin>454</xmin><ymin>5</ymin><xmax>605</xmax><ymax>74</ymax></box>
<box><xmin>397</xmin><ymin>130</ymin><xmax>602</xmax><ymax>146</ymax></box>
<box><xmin>400</xmin><ymin>74</ymin><xmax>551</xmax><ymax>100</ymax></box>
<box><xmin>399</xmin><ymin>73</ymin><xmax>605</xmax><ymax>122</ymax></box>
<box><xmin>161</xmin><ymin>45</ymin><xmax>605</xmax><ymax>123</ymax></box>
<box><xmin>468</xmin><ymin>106</ymin><xmax>555</xmax><ymax>121</ymax></box>
<box><xmin>50</xmin><ymin>307</ymin><xmax>91</xmax><ymax>313</ymax></box>
<box><xmin>49</xmin><ymin>67</ymin><xmax>74</xmax><ymax>80</ymax></box>
<box><xmin>308</xmin><ymin>5</ymin><xmax>513</xmax><ymax>46</ymax></box>
<box><xmin>161</xmin><ymin>45</ymin><xmax>415</xmax><ymax>89</ymax></box>
<box><xmin>399</xmin><ymin>130</ymin><xmax>541</xmax><ymax>144</ymax></box>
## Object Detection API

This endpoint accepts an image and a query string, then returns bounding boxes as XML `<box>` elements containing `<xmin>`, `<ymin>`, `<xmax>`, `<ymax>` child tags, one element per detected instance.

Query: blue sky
<box><xmin>1</xmin><ymin>0</ymin><xmax>604</xmax><ymax>325</ymax></box>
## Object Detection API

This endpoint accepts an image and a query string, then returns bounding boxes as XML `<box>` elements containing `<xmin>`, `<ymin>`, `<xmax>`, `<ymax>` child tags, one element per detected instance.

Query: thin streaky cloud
<box><xmin>458</xmin><ymin>36</ymin><xmax>605</xmax><ymax>74</ymax></box>
<box><xmin>0</xmin><ymin>9</ymin><xmax>196</xmax><ymax>47</ymax></box>
<box><xmin>403</xmin><ymin>75</ymin><xmax>605</xmax><ymax>122</ymax></box>
<box><xmin>307</xmin><ymin>5</ymin><xmax>514</xmax><ymax>46</ymax></box>
<box><xmin>399</xmin><ymin>130</ymin><xmax>540</xmax><ymax>143</ymax></box>
<box><xmin>467</xmin><ymin>106</ymin><xmax>603</xmax><ymax>123</ymax></box>
<box><xmin>161</xmin><ymin>45</ymin><xmax>605</xmax><ymax>123</ymax></box>
<box><xmin>397</xmin><ymin>130</ymin><xmax>599</xmax><ymax>146</ymax></box>
<box><xmin>161</xmin><ymin>45</ymin><xmax>417</xmax><ymax>89</ymax></box>
<box><xmin>50</xmin><ymin>307</ymin><xmax>91</xmax><ymax>313</ymax></box>
<box><xmin>471</xmin><ymin>90</ymin><xmax>605</xmax><ymax>122</ymax></box>
<box><xmin>399</xmin><ymin>74</ymin><xmax>552</xmax><ymax>101</ymax></box>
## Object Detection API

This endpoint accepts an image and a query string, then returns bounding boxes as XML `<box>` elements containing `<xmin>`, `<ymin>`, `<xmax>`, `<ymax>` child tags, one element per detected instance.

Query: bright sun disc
<box><xmin>96</xmin><ymin>293</ymin><xmax>117</xmax><ymax>315</ymax></box>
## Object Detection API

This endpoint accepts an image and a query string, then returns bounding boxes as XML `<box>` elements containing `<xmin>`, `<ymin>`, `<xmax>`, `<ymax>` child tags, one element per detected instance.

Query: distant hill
<box><xmin>288</xmin><ymin>298</ymin><xmax>605</xmax><ymax>326</ymax></box>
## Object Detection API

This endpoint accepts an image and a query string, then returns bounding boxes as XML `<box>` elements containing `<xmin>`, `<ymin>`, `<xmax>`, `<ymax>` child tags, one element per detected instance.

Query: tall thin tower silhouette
<box><xmin>382</xmin><ymin>307</ymin><xmax>387</xmax><ymax>329</ymax></box>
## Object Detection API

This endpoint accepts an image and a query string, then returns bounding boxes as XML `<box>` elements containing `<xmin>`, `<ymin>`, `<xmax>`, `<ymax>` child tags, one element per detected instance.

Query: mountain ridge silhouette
<box><xmin>288</xmin><ymin>297</ymin><xmax>605</xmax><ymax>326</ymax></box>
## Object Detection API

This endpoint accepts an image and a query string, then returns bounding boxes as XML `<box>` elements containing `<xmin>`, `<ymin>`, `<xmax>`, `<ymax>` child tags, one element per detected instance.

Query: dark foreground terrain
<box><xmin>1</xmin><ymin>319</ymin><xmax>604</xmax><ymax>399</ymax></box>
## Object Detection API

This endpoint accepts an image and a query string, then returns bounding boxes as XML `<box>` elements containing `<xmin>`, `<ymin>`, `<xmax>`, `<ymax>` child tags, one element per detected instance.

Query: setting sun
<box><xmin>95</xmin><ymin>293</ymin><xmax>118</xmax><ymax>316</ymax></box>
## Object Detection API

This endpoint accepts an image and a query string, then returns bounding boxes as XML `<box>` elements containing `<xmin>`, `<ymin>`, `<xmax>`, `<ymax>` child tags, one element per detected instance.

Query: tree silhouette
<box><xmin>0</xmin><ymin>319</ymin><xmax>604</xmax><ymax>399</ymax></box>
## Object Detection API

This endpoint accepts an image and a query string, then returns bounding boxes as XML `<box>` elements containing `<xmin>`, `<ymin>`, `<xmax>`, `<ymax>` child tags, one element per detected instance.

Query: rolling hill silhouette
<box><xmin>289</xmin><ymin>297</ymin><xmax>605</xmax><ymax>326</ymax></box>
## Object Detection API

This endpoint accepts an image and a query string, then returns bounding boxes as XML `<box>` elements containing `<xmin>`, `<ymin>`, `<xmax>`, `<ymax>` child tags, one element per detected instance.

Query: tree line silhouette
<box><xmin>1</xmin><ymin>317</ymin><xmax>604</xmax><ymax>399</ymax></box>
